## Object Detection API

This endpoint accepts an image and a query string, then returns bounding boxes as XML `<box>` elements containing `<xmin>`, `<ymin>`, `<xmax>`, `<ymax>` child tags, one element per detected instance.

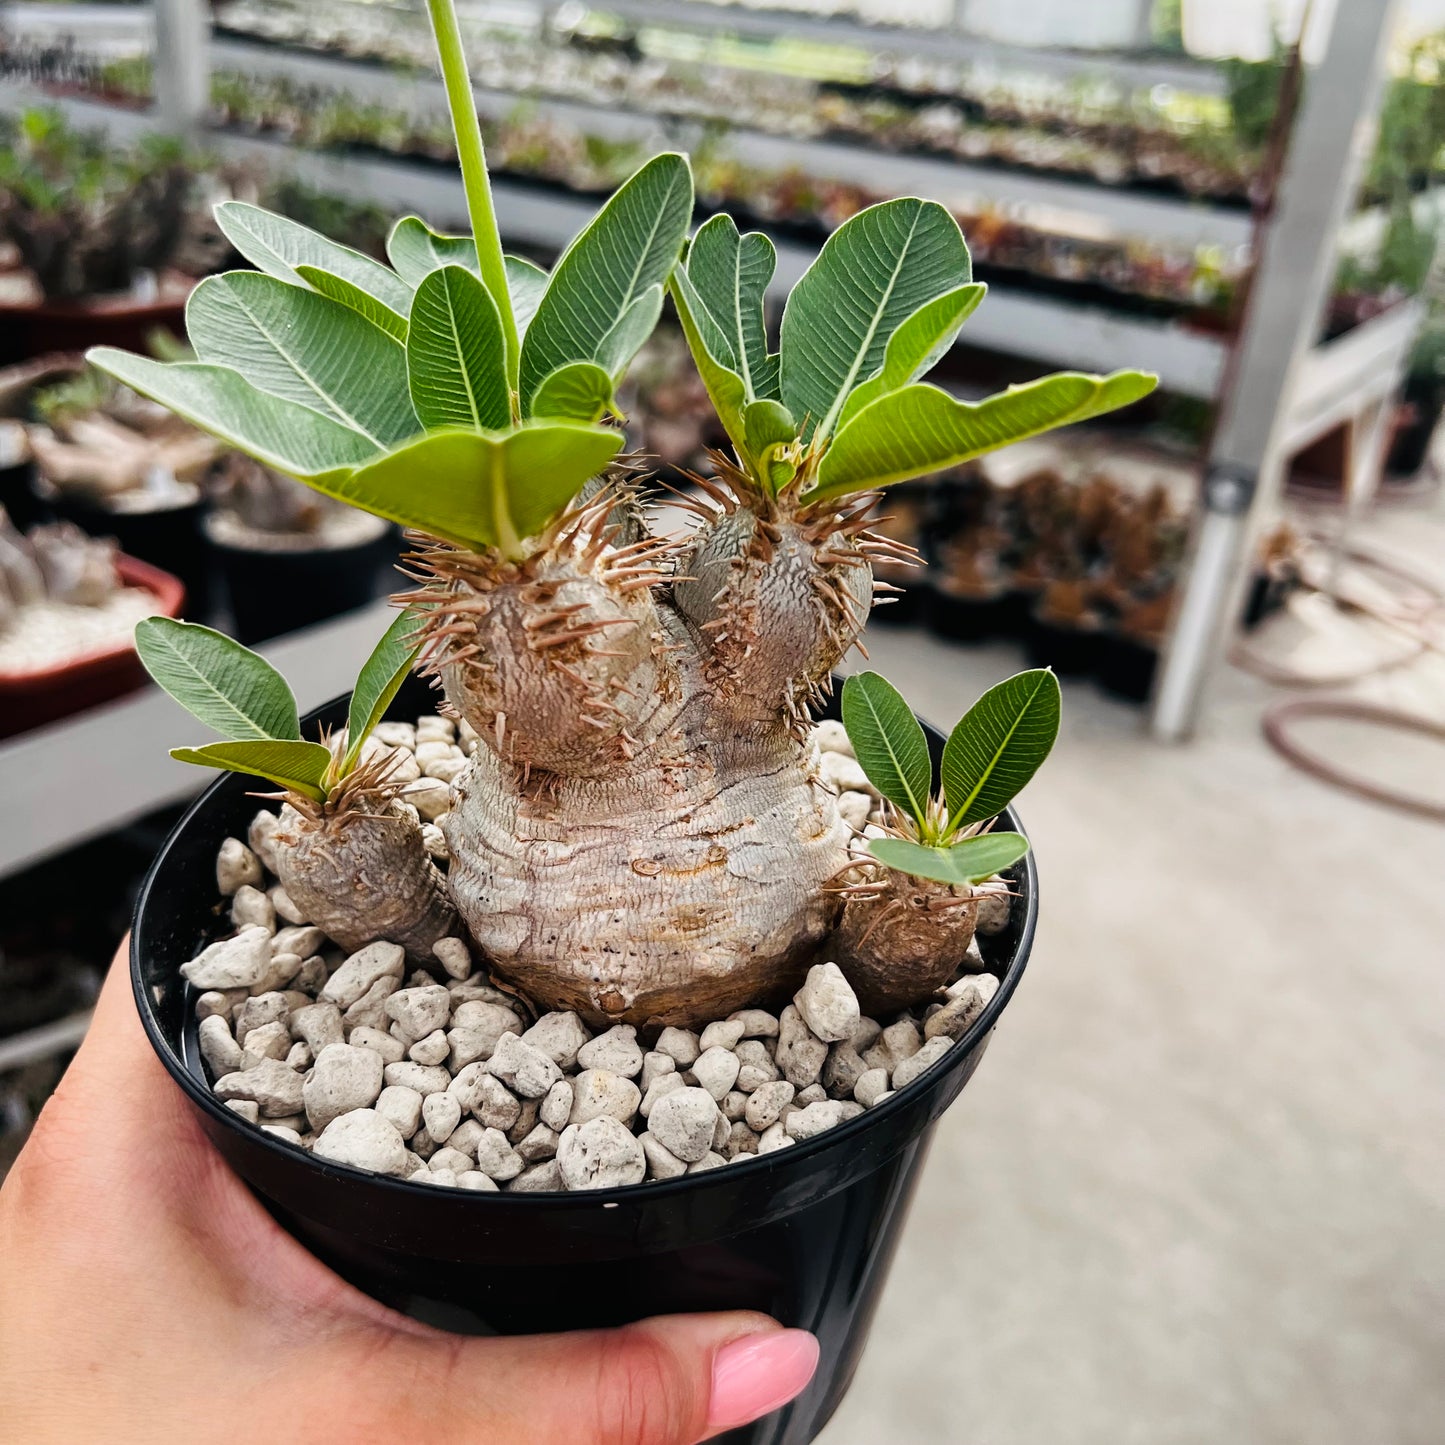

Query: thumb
<box><xmin>391</xmin><ymin>1312</ymin><xmax>819</xmax><ymax>1445</ymax></box>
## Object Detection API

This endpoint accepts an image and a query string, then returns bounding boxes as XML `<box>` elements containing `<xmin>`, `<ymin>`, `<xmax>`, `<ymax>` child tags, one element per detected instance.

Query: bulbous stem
<box><xmin>273</xmin><ymin>800</ymin><xmax>458</xmax><ymax>962</ymax></box>
<box><xmin>672</xmin><ymin>494</ymin><xmax>873</xmax><ymax>729</ymax></box>
<box><xmin>827</xmin><ymin>863</ymin><xmax>980</xmax><ymax>1016</ymax></box>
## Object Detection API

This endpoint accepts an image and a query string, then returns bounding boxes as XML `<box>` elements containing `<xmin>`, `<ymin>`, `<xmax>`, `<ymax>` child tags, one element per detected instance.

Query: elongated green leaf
<box><xmin>837</xmin><ymin>283</ymin><xmax>986</xmax><ymax>431</ymax></box>
<box><xmin>781</xmin><ymin>199</ymin><xmax>970</xmax><ymax>443</ymax></box>
<box><xmin>215</xmin><ymin>201</ymin><xmax>412</xmax><ymax>316</ymax></box>
<box><xmin>531</xmin><ymin>361</ymin><xmax>614</xmax><ymax>422</ymax></box>
<box><xmin>520</xmin><ymin>153</ymin><xmax>692</xmax><ymax>407</ymax></box>
<box><xmin>685</xmin><ymin>214</ymin><xmax>777</xmax><ymax>401</ymax></box>
<box><xmin>596</xmin><ymin>284</ymin><xmax>665</xmax><ymax>384</ymax></box>
<box><xmin>336</xmin><ymin>423</ymin><xmax>623</xmax><ymax>550</ymax></box>
<box><xmin>941</xmin><ymin>668</ymin><xmax>1060</xmax><ymax>830</ymax></box>
<box><xmin>171</xmin><ymin>740</ymin><xmax>334</xmax><ymax>801</ymax></box>
<box><xmin>670</xmin><ymin>267</ymin><xmax>749</xmax><ymax>458</ymax></box>
<box><xmin>343</xmin><ymin>609</ymin><xmax>422</xmax><ymax>774</ymax></box>
<box><xmin>296</xmin><ymin>264</ymin><xmax>408</xmax><ymax>343</ymax></box>
<box><xmin>869</xmin><ymin>832</ymin><xmax>1029</xmax><ymax>887</ymax></box>
<box><xmin>840</xmin><ymin>671</ymin><xmax>932</xmax><ymax>829</ymax></box>
<box><xmin>86</xmin><ymin>349</ymin><xmax>381</xmax><ymax>479</ymax></box>
<box><xmin>406</xmin><ymin>265</ymin><xmax>510</xmax><ymax>430</ymax></box>
<box><xmin>136</xmin><ymin>617</ymin><xmax>299</xmax><ymax>741</ymax></box>
<box><xmin>186</xmin><ymin>272</ymin><xmax>420</xmax><ymax>447</ymax></box>
<box><xmin>387</xmin><ymin>216</ymin><xmax>479</xmax><ymax>286</ymax></box>
<box><xmin>813</xmin><ymin>371</ymin><xmax>1159</xmax><ymax>499</ymax></box>
<box><xmin>506</xmin><ymin>254</ymin><xmax>548</xmax><ymax>339</ymax></box>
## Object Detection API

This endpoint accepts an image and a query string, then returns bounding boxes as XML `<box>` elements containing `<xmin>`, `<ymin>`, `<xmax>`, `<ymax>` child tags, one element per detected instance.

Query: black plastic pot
<box><xmin>0</xmin><ymin>455</ymin><xmax>44</xmax><ymax>533</ymax></box>
<box><xmin>925</xmin><ymin>586</ymin><xmax>1012</xmax><ymax>644</ymax></box>
<box><xmin>866</xmin><ymin>578</ymin><xmax>927</xmax><ymax>627</ymax></box>
<box><xmin>1023</xmin><ymin>608</ymin><xmax>1105</xmax><ymax>676</ymax></box>
<box><xmin>205</xmin><ymin>519</ymin><xmax>401</xmax><ymax>645</ymax></box>
<box><xmin>1386</xmin><ymin>371</ymin><xmax>1445</xmax><ymax>478</ymax></box>
<box><xmin>131</xmin><ymin>676</ymin><xmax>1038</xmax><ymax>1445</ymax></box>
<box><xmin>1094</xmin><ymin>633</ymin><xmax>1159</xmax><ymax>703</ymax></box>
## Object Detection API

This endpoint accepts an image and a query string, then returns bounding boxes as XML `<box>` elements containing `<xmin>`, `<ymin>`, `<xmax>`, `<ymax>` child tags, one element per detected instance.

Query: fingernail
<box><xmin>707</xmin><ymin>1329</ymin><xmax>820</xmax><ymax>1430</ymax></box>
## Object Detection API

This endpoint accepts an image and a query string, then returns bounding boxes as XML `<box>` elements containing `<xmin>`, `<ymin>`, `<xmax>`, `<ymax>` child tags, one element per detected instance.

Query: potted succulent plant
<box><xmin>24</xmin><ymin>361</ymin><xmax>216</xmax><ymax>608</ymax></box>
<box><xmin>0</xmin><ymin>508</ymin><xmax>184</xmax><ymax>738</ymax></box>
<box><xmin>202</xmin><ymin>445</ymin><xmax>397</xmax><ymax>644</ymax></box>
<box><xmin>94</xmin><ymin>0</ymin><xmax>1154</xmax><ymax>1435</ymax></box>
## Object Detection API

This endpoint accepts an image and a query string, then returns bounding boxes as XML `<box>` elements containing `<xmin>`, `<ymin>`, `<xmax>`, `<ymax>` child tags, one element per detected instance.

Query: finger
<box><xmin>366</xmin><ymin>1312</ymin><xmax>819</xmax><ymax>1445</ymax></box>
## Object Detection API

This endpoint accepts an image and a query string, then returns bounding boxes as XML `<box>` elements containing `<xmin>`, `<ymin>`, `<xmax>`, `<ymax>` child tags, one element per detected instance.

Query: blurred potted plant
<box><xmin>25</xmin><ymin>360</ymin><xmax>215</xmax><ymax>606</ymax></box>
<box><xmin>0</xmin><ymin>109</ymin><xmax>208</xmax><ymax>364</ymax></box>
<box><xmin>203</xmin><ymin>447</ymin><xmax>395</xmax><ymax>644</ymax></box>
<box><xmin>0</xmin><ymin>508</ymin><xmax>183</xmax><ymax>737</ymax></box>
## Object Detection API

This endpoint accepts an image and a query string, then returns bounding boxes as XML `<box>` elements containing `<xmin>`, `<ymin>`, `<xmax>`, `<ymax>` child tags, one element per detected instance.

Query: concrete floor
<box><xmin>818</xmin><ymin>498</ymin><xmax>1445</xmax><ymax>1444</ymax></box>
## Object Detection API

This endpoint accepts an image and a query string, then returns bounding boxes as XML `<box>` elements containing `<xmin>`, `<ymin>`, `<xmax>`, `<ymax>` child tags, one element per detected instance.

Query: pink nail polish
<box><xmin>707</xmin><ymin>1329</ymin><xmax>820</xmax><ymax>1430</ymax></box>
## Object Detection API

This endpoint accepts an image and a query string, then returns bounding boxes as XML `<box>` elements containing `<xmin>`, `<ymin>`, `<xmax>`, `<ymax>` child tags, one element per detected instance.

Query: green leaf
<box><xmin>86</xmin><ymin>349</ymin><xmax>381</xmax><ymax>479</ymax></box>
<box><xmin>506</xmin><ymin>254</ymin><xmax>548</xmax><ymax>339</ymax></box>
<box><xmin>406</xmin><ymin>265</ymin><xmax>510</xmax><ymax>431</ymax></box>
<box><xmin>742</xmin><ymin>398</ymin><xmax>797</xmax><ymax>491</ymax></box>
<box><xmin>170</xmin><ymin>740</ymin><xmax>334</xmax><ymax>802</ymax></box>
<box><xmin>335</xmin><ymin>423</ymin><xmax>624</xmax><ymax>551</ymax></box>
<box><xmin>941</xmin><ymin>668</ymin><xmax>1061</xmax><ymax>830</ymax></box>
<box><xmin>812</xmin><ymin>371</ymin><xmax>1160</xmax><ymax>499</ymax></box>
<box><xmin>868</xmin><ymin>832</ymin><xmax>1030</xmax><ymax>887</ymax></box>
<box><xmin>385</xmin><ymin>219</ymin><xmax>544</xmax><ymax>336</ymax></box>
<box><xmin>386</xmin><ymin>216</ymin><xmax>479</xmax><ymax>286</ymax></box>
<box><xmin>836</xmin><ymin>283</ymin><xmax>986</xmax><ymax>431</ymax></box>
<box><xmin>343</xmin><ymin>609</ymin><xmax>422</xmax><ymax>774</ymax></box>
<box><xmin>186</xmin><ymin>272</ymin><xmax>420</xmax><ymax>448</ymax></box>
<box><xmin>684</xmin><ymin>214</ymin><xmax>777</xmax><ymax>401</ymax></box>
<box><xmin>531</xmin><ymin>361</ymin><xmax>614</xmax><ymax>423</ymax></box>
<box><xmin>780</xmin><ymin>198</ymin><xmax>970</xmax><ymax>443</ymax></box>
<box><xmin>670</xmin><ymin>266</ymin><xmax>749</xmax><ymax>457</ymax></box>
<box><xmin>296</xmin><ymin>264</ymin><xmax>408</xmax><ymax>343</ymax></box>
<box><xmin>214</xmin><ymin>201</ymin><xmax>412</xmax><ymax>316</ymax></box>
<box><xmin>595</xmin><ymin>284</ymin><xmax>665</xmax><ymax>382</ymax></box>
<box><xmin>519</xmin><ymin>153</ymin><xmax>693</xmax><ymax>408</ymax></box>
<box><xmin>840</xmin><ymin>671</ymin><xmax>932</xmax><ymax>829</ymax></box>
<box><xmin>136</xmin><ymin>617</ymin><xmax>300</xmax><ymax>741</ymax></box>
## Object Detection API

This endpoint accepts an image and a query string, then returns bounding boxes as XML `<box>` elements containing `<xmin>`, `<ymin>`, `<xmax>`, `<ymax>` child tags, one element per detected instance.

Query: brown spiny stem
<box><xmin>271</xmin><ymin>747</ymin><xmax>459</xmax><ymax>962</ymax></box>
<box><xmin>373</xmin><ymin>469</ymin><xmax>973</xmax><ymax>1028</ymax></box>
<box><xmin>828</xmin><ymin>854</ymin><xmax>981</xmax><ymax>1015</ymax></box>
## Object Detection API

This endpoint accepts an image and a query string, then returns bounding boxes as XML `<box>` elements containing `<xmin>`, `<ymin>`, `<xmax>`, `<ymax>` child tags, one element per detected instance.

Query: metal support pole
<box><xmin>152</xmin><ymin>0</ymin><xmax>209</xmax><ymax>136</ymax></box>
<box><xmin>1148</xmin><ymin>0</ymin><xmax>1403</xmax><ymax>741</ymax></box>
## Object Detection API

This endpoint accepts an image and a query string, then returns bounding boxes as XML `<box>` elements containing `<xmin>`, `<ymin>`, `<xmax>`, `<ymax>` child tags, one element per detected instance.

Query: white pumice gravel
<box><xmin>795</xmin><ymin>962</ymin><xmax>861</xmax><ymax>1043</ymax></box>
<box><xmin>557</xmin><ymin>1116</ymin><xmax>647</xmax><ymax>1190</ymax></box>
<box><xmin>303</xmin><ymin>1044</ymin><xmax>384</xmax><ymax>1131</ymax></box>
<box><xmin>185</xmin><ymin>722</ymin><xmax>1012</xmax><ymax>1191</ymax></box>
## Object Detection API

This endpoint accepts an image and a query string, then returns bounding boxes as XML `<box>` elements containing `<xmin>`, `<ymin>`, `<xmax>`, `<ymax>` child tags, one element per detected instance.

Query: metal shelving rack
<box><xmin>0</xmin><ymin>0</ymin><xmax>1421</xmax><ymax>1080</ymax></box>
<box><xmin>0</xmin><ymin>0</ymin><xmax>1420</xmax><ymax>856</ymax></box>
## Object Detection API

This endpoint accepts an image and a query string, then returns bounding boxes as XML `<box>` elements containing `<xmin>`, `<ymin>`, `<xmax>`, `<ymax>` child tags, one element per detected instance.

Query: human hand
<box><xmin>0</xmin><ymin>942</ymin><xmax>819</xmax><ymax>1443</ymax></box>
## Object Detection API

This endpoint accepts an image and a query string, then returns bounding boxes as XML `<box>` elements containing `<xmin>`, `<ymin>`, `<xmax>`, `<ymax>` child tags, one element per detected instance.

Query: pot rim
<box><xmin>131</xmin><ymin>702</ymin><xmax>1038</xmax><ymax>1207</ymax></box>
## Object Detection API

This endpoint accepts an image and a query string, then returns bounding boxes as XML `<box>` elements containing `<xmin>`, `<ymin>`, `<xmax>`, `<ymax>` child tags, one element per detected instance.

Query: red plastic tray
<box><xmin>0</xmin><ymin>554</ymin><xmax>185</xmax><ymax>741</ymax></box>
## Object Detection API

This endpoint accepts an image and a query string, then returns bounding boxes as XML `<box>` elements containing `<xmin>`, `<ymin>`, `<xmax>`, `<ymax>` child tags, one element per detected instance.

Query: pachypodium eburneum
<box><xmin>102</xmin><ymin>0</ymin><xmax>1153</xmax><ymax>1026</ymax></box>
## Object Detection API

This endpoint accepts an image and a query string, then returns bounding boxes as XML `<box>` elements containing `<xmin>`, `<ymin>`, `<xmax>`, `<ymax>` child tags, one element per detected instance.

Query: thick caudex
<box><xmin>110</xmin><ymin>0</ymin><xmax>1150</xmax><ymax>1025</ymax></box>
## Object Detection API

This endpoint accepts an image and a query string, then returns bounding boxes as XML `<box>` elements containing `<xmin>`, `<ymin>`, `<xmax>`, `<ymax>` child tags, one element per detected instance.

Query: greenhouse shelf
<box><xmin>576</xmin><ymin>0</ymin><xmax>1227</xmax><ymax>95</ymax></box>
<box><xmin>207</xmin><ymin>36</ymin><xmax>1253</xmax><ymax>250</ymax></box>
<box><xmin>0</xmin><ymin>81</ymin><xmax>1233</xmax><ymax>396</ymax></box>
